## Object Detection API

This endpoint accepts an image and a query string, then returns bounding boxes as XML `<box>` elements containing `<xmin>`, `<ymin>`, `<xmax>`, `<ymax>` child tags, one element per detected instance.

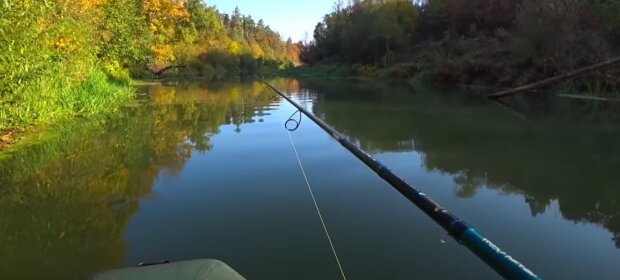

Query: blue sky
<box><xmin>207</xmin><ymin>0</ymin><xmax>333</xmax><ymax>42</ymax></box>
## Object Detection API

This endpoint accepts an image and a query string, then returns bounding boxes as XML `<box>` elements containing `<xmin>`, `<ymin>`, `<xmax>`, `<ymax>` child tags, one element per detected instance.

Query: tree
<box><xmin>230</xmin><ymin>6</ymin><xmax>244</xmax><ymax>42</ymax></box>
<box><xmin>312</xmin><ymin>0</ymin><xmax>419</xmax><ymax>64</ymax></box>
<box><xmin>143</xmin><ymin>0</ymin><xmax>190</xmax><ymax>66</ymax></box>
<box><xmin>514</xmin><ymin>0</ymin><xmax>609</xmax><ymax>72</ymax></box>
<box><xmin>591</xmin><ymin>0</ymin><xmax>620</xmax><ymax>44</ymax></box>
<box><xmin>99</xmin><ymin>0</ymin><xmax>151</xmax><ymax>68</ymax></box>
<box><xmin>186</xmin><ymin>0</ymin><xmax>226</xmax><ymax>42</ymax></box>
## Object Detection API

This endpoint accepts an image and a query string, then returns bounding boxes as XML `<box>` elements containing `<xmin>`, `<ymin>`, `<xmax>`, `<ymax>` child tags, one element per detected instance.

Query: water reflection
<box><xmin>0</xmin><ymin>80</ymin><xmax>285</xmax><ymax>279</ymax></box>
<box><xmin>1</xmin><ymin>77</ymin><xmax>619</xmax><ymax>280</ymax></box>
<box><xmin>302</xmin><ymin>78</ymin><xmax>620</xmax><ymax>249</ymax></box>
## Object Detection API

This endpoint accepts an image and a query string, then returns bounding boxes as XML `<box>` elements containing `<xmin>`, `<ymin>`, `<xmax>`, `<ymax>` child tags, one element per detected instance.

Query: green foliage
<box><xmin>0</xmin><ymin>0</ymin><xmax>131</xmax><ymax>131</ymax></box>
<box><xmin>591</xmin><ymin>0</ymin><xmax>620</xmax><ymax>43</ymax></box>
<box><xmin>446</xmin><ymin>0</ymin><xmax>523</xmax><ymax>36</ymax></box>
<box><xmin>0</xmin><ymin>1</ymin><xmax>93</xmax><ymax>99</ymax></box>
<box><xmin>303</xmin><ymin>0</ymin><xmax>620</xmax><ymax>94</ymax></box>
<box><xmin>0</xmin><ymin>67</ymin><xmax>134</xmax><ymax>131</ymax></box>
<box><xmin>186</xmin><ymin>0</ymin><xmax>226</xmax><ymax>42</ymax></box>
<box><xmin>98</xmin><ymin>0</ymin><xmax>151</xmax><ymax>68</ymax></box>
<box><xmin>309</xmin><ymin>0</ymin><xmax>420</xmax><ymax>64</ymax></box>
<box><xmin>506</xmin><ymin>0</ymin><xmax>614</xmax><ymax>87</ymax></box>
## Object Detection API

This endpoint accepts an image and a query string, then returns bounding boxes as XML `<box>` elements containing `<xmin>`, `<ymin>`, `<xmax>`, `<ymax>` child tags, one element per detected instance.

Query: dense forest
<box><xmin>300</xmin><ymin>0</ymin><xmax>620</xmax><ymax>91</ymax></box>
<box><xmin>0</xmin><ymin>0</ymin><xmax>300</xmax><ymax>134</ymax></box>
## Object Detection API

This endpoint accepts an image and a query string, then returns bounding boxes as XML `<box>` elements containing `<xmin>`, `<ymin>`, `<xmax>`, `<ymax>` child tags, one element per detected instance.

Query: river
<box><xmin>1</xmin><ymin>78</ymin><xmax>619</xmax><ymax>279</ymax></box>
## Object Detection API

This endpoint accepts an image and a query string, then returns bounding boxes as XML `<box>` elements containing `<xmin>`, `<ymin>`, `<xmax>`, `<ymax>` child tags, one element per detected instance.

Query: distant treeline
<box><xmin>0</xmin><ymin>0</ymin><xmax>300</xmax><ymax>132</ymax></box>
<box><xmin>300</xmin><ymin>0</ymin><xmax>620</xmax><ymax>89</ymax></box>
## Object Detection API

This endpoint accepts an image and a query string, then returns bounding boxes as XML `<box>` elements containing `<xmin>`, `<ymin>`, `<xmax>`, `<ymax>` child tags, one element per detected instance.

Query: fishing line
<box><xmin>286</xmin><ymin>123</ymin><xmax>348</xmax><ymax>280</ymax></box>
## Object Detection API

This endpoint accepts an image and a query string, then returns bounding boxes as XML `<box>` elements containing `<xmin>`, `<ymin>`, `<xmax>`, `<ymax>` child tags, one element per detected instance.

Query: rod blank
<box><xmin>260</xmin><ymin>79</ymin><xmax>541</xmax><ymax>280</ymax></box>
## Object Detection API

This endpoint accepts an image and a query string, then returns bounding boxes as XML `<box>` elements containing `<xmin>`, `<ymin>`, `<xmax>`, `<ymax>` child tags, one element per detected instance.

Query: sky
<box><xmin>207</xmin><ymin>0</ymin><xmax>334</xmax><ymax>42</ymax></box>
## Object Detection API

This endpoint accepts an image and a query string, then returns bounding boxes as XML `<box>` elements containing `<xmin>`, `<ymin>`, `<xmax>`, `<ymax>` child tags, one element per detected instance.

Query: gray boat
<box><xmin>92</xmin><ymin>259</ymin><xmax>245</xmax><ymax>280</ymax></box>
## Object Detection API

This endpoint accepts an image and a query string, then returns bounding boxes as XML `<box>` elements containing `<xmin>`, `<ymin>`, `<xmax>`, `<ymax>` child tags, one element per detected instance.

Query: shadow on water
<box><xmin>301</xmin><ymin>78</ymin><xmax>620</xmax><ymax>249</ymax></box>
<box><xmin>0</xmin><ymin>80</ymin><xmax>286</xmax><ymax>279</ymax></box>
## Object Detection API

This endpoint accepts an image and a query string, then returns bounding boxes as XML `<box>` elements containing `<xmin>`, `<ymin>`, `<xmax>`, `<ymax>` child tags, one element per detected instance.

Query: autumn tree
<box><xmin>99</xmin><ymin>0</ymin><xmax>151</xmax><ymax>74</ymax></box>
<box><xmin>143</xmin><ymin>0</ymin><xmax>190</xmax><ymax>66</ymax></box>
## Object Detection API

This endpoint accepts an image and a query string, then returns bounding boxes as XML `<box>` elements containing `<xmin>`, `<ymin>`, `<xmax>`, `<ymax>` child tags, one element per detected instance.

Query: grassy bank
<box><xmin>0</xmin><ymin>68</ymin><xmax>135</xmax><ymax>150</ymax></box>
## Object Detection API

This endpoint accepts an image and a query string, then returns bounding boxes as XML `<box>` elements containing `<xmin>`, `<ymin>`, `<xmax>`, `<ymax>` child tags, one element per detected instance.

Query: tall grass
<box><xmin>0</xmin><ymin>67</ymin><xmax>134</xmax><ymax>131</ymax></box>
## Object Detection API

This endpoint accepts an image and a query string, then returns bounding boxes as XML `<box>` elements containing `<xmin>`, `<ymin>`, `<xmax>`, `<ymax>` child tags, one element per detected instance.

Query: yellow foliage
<box><xmin>54</xmin><ymin>37</ymin><xmax>69</xmax><ymax>50</ymax></box>
<box><xmin>151</xmin><ymin>44</ymin><xmax>176</xmax><ymax>65</ymax></box>
<box><xmin>142</xmin><ymin>0</ymin><xmax>190</xmax><ymax>64</ymax></box>
<box><xmin>143</xmin><ymin>0</ymin><xmax>190</xmax><ymax>38</ymax></box>
<box><xmin>228</xmin><ymin>41</ymin><xmax>242</xmax><ymax>56</ymax></box>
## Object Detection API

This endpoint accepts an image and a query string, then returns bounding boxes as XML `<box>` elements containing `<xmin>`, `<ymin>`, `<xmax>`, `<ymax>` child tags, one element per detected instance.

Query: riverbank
<box><xmin>0</xmin><ymin>68</ymin><xmax>136</xmax><ymax>152</ymax></box>
<box><xmin>1</xmin><ymin>0</ymin><xmax>299</xmax><ymax>153</ymax></box>
<box><xmin>281</xmin><ymin>57</ymin><xmax>620</xmax><ymax>123</ymax></box>
<box><xmin>284</xmin><ymin>49</ymin><xmax>620</xmax><ymax>100</ymax></box>
<box><xmin>0</xmin><ymin>69</ymin><xmax>293</xmax><ymax>153</ymax></box>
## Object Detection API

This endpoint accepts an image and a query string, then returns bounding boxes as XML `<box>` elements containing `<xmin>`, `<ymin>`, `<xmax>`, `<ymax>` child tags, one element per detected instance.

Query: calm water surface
<box><xmin>1</xmin><ymin>78</ymin><xmax>620</xmax><ymax>279</ymax></box>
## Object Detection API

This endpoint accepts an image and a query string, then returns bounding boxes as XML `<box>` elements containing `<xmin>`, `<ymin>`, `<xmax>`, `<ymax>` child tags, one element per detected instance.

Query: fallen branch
<box><xmin>148</xmin><ymin>65</ymin><xmax>186</xmax><ymax>79</ymax></box>
<box><xmin>488</xmin><ymin>56</ymin><xmax>620</xmax><ymax>99</ymax></box>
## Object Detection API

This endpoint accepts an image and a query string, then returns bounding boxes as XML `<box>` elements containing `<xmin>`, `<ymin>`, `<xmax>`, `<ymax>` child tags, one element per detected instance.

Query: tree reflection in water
<box><xmin>0</xmin><ymin>79</ymin><xmax>290</xmax><ymax>279</ymax></box>
<box><xmin>306</xmin><ymin>78</ymin><xmax>620</xmax><ymax>249</ymax></box>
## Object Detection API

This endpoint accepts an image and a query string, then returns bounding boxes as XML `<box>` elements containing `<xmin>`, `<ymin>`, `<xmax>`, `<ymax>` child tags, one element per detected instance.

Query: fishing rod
<box><xmin>259</xmin><ymin>79</ymin><xmax>541</xmax><ymax>280</ymax></box>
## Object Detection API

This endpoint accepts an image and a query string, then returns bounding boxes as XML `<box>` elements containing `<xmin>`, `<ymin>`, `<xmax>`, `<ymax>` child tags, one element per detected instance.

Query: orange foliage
<box><xmin>286</xmin><ymin>43</ymin><xmax>301</xmax><ymax>65</ymax></box>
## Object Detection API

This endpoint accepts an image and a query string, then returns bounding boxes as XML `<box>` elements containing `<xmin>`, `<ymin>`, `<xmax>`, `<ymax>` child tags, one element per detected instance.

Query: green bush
<box><xmin>0</xmin><ymin>1</ymin><xmax>134</xmax><ymax>131</ymax></box>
